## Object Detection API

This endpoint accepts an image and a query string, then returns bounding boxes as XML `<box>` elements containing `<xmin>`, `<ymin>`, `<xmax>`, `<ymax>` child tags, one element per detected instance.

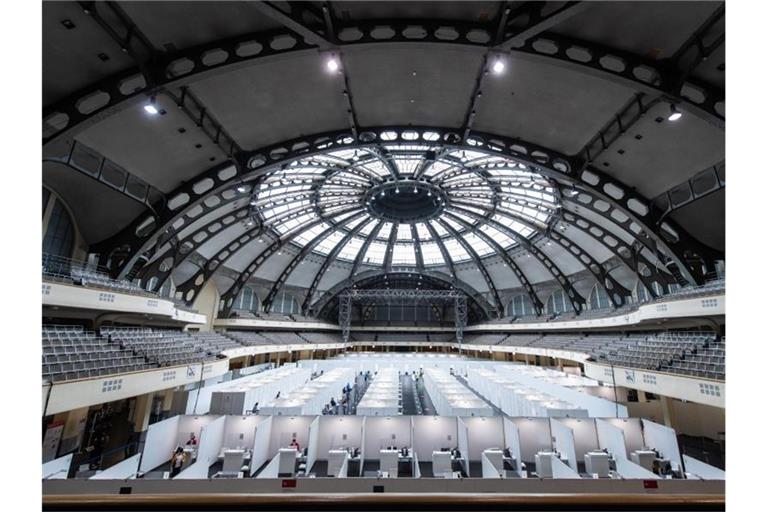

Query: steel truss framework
<box><xmin>88</xmin><ymin>127</ymin><xmax>720</xmax><ymax>322</ymax></box>
<box><xmin>43</xmin><ymin>8</ymin><xmax>725</xmax><ymax>148</ymax></box>
<box><xmin>338</xmin><ymin>288</ymin><xmax>467</xmax><ymax>346</ymax></box>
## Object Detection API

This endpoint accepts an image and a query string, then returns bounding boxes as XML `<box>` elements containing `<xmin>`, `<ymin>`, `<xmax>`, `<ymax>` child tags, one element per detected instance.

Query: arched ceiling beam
<box><xmin>441</xmin><ymin>210</ymin><xmax>543</xmax><ymax>315</ymax></box>
<box><xmin>557</xmin><ymin>208</ymin><xmax>677</xmax><ymax>299</ymax></box>
<box><xmin>348</xmin><ymin>219</ymin><xmax>384</xmax><ymax>278</ymax></box>
<box><xmin>447</xmin><ymin>202</ymin><xmax>586</xmax><ymax>313</ymax></box>
<box><xmin>410</xmin><ymin>224</ymin><xmax>425</xmax><ymax>273</ymax></box>
<box><xmin>310</xmin><ymin>269</ymin><xmax>494</xmax><ymax>320</ymax></box>
<box><xmin>262</xmin><ymin>211</ymin><xmax>369</xmax><ymax>313</ymax></box>
<box><xmin>383</xmin><ymin>221</ymin><xmax>399</xmax><ymax>274</ymax></box>
<box><xmin>90</xmin><ymin>127</ymin><xmax>717</xmax><ymax>289</ymax></box>
<box><xmin>423</xmin><ymin>221</ymin><xmax>457</xmax><ymax>280</ymax></box>
<box><xmin>301</xmin><ymin>218</ymin><xmax>373</xmax><ymax>314</ymax></box>
<box><xmin>174</xmin><ymin>200</ymin><xmax>356</xmax><ymax>304</ymax></box>
<box><xmin>450</xmin><ymin>198</ymin><xmax>632</xmax><ymax>308</ymax></box>
<box><xmin>217</xmin><ymin>204</ymin><xmax>363</xmax><ymax>314</ymax></box>
<box><xmin>43</xmin><ymin>18</ymin><xmax>724</xmax><ymax>146</ymax></box>
<box><xmin>434</xmin><ymin>219</ymin><xmax>503</xmax><ymax>317</ymax></box>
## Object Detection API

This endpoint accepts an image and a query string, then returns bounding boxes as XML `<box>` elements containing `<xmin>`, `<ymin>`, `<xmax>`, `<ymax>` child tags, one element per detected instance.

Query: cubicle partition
<box><xmin>550</xmin><ymin>419</ymin><xmax>579</xmax><ymax>473</ymax></box>
<box><xmin>139</xmin><ymin>415</ymin><xmax>181</xmax><ymax>474</ymax></box>
<box><xmin>90</xmin><ymin>454</ymin><xmax>140</xmax><ymax>480</ymax></box>
<box><xmin>306</xmin><ymin>416</ymin><xmax>365</xmax><ymax>477</ymax></box>
<box><xmin>503</xmin><ymin>418</ymin><xmax>525</xmax><ymax>477</ymax></box>
<box><xmin>206</xmin><ymin>365</ymin><xmax>310</xmax><ymax>415</ymax></box>
<box><xmin>42</xmin><ymin>453</ymin><xmax>73</xmax><ymax>480</ymax></box>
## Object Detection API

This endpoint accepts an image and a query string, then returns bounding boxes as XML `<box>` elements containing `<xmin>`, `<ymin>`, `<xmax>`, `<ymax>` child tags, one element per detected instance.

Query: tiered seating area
<box><xmin>595</xmin><ymin>332</ymin><xmax>716</xmax><ymax>374</ymax></box>
<box><xmin>100</xmin><ymin>327</ymin><xmax>227</xmax><ymax>367</ymax></box>
<box><xmin>42</xmin><ymin>253</ymin><xmax>152</xmax><ymax>298</ymax></box>
<box><xmin>660</xmin><ymin>338</ymin><xmax>726</xmax><ymax>380</ymax></box>
<box><xmin>42</xmin><ymin>325</ymin><xmax>154</xmax><ymax>382</ymax></box>
<box><xmin>299</xmin><ymin>332</ymin><xmax>342</xmax><ymax>344</ymax></box>
<box><xmin>376</xmin><ymin>333</ymin><xmax>429</xmax><ymax>342</ymax></box>
<box><xmin>463</xmin><ymin>333</ymin><xmax>510</xmax><ymax>345</ymax></box>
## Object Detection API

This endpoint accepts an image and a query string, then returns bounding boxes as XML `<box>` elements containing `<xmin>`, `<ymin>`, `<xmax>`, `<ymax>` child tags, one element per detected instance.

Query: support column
<box><xmin>59</xmin><ymin>407</ymin><xmax>89</xmax><ymax>454</ymax></box>
<box><xmin>132</xmin><ymin>393</ymin><xmax>155</xmax><ymax>435</ymax></box>
<box><xmin>660</xmin><ymin>395</ymin><xmax>676</xmax><ymax>428</ymax></box>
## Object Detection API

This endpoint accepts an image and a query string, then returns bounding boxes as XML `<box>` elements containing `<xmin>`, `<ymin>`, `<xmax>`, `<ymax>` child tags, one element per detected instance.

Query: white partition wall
<box><xmin>503</xmin><ymin>418</ymin><xmax>524</xmax><ymax>477</ymax></box>
<box><xmin>260</xmin><ymin>368</ymin><xmax>354</xmax><ymax>416</ymax></box>
<box><xmin>356</xmin><ymin>368</ymin><xmax>401</xmax><ymax>416</ymax></box>
<box><xmin>642</xmin><ymin>419</ymin><xmax>683</xmax><ymax>470</ymax></box>
<box><xmin>42</xmin><ymin>453</ymin><xmax>73</xmax><ymax>479</ymax></box>
<box><xmin>90</xmin><ymin>454</ymin><xmax>140</xmax><ymax>480</ymax></box>
<box><xmin>551</xmin><ymin>456</ymin><xmax>581</xmax><ymax>479</ymax></box>
<box><xmin>306</xmin><ymin>416</ymin><xmax>320</xmax><ymax>473</ymax></box>
<box><xmin>603</xmin><ymin>418</ymin><xmax>645</xmax><ymax>455</ymax></box>
<box><xmin>456</xmin><ymin>417</ymin><xmax>470</xmax><ymax>476</ymax></box>
<box><xmin>316</xmin><ymin>416</ymin><xmax>364</xmax><ymax>454</ymax></box>
<box><xmin>204</xmin><ymin>365</ymin><xmax>310</xmax><ymax>415</ymax></box>
<box><xmin>555</xmin><ymin>418</ymin><xmax>600</xmax><ymax>466</ymax></box>
<box><xmin>250</xmin><ymin>416</ymin><xmax>273</xmax><ymax>476</ymax></box>
<box><xmin>222</xmin><ymin>415</ymin><xmax>264</xmax><ymax>450</ymax></box>
<box><xmin>614</xmin><ymin>457</ymin><xmax>659</xmax><ymax>479</ymax></box>
<box><xmin>463</xmin><ymin>416</ymin><xmax>505</xmax><ymax>461</ymax></box>
<box><xmin>267</xmin><ymin>415</ymin><xmax>314</xmax><ymax>455</ymax></box>
<box><xmin>139</xmin><ymin>415</ymin><xmax>181</xmax><ymax>473</ymax></box>
<box><xmin>596</xmin><ymin>418</ymin><xmax>629</xmax><ymax>460</ymax></box>
<box><xmin>174</xmin><ymin>460</ymin><xmax>211</xmax><ymax>479</ymax></box>
<box><xmin>363</xmin><ymin>416</ymin><xmax>412</xmax><ymax>460</ymax></box>
<box><xmin>511</xmin><ymin>418</ymin><xmax>552</xmax><ymax>464</ymax></box>
<box><xmin>550</xmin><ymin>419</ymin><xmax>579</xmax><ymax>472</ymax></box>
<box><xmin>196</xmin><ymin>415</ymin><xmax>226</xmax><ymax>467</ymax></box>
<box><xmin>423</xmin><ymin>369</ymin><xmax>493</xmax><ymax>416</ymax></box>
<box><xmin>412</xmin><ymin>416</ymin><xmax>458</xmax><ymax>461</ymax></box>
<box><xmin>176</xmin><ymin>415</ymin><xmax>217</xmax><ymax>448</ymax></box>
<box><xmin>683</xmin><ymin>455</ymin><xmax>725</xmax><ymax>480</ymax></box>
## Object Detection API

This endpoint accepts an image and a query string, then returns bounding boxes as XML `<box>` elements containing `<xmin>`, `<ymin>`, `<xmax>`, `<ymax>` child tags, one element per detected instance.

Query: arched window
<box><xmin>588</xmin><ymin>284</ymin><xmax>611</xmax><ymax>310</ymax></box>
<box><xmin>272</xmin><ymin>291</ymin><xmax>299</xmax><ymax>314</ymax></box>
<box><xmin>634</xmin><ymin>280</ymin><xmax>666</xmax><ymax>302</ymax></box>
<box><xmin>545</xmin><ymin>289</ymin><xmax>573</xmax><ymax>314</ymax></box>
<box><xmin>507</xmin><ymin>294</ymin><xmax>533</xmax><ymax>317</ymax></box>
<box><xmin>43</xmin><ymin>198</ymin><xmax>74</xmax><ymax>259</ymax></box>
<box><xmin>235</xmin><ymin>286</ymin><xmax>259</xmax><ymax>312</ymax></box>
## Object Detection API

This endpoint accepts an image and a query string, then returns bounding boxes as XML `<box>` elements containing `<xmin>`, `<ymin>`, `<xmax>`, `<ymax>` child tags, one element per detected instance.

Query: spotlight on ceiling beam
<box><xmin>237</xmin><ymin>183</ymin><xmax>248</xmax><ymax>193</ymax></box>
<box><xmin>668</xmin><ymin>104</ymin><xmax>682</xmax><ymax>122</ymax></box>
<box><xmin>491</xmin><ymin>57</ymin><xmax>506</xmax><ymax>75</ymax></box>
<box><xmin>143</xmin><ymin>96</ymin><xmax>159</xmax><ymax>115</ymax></box>
<box><xmin>326</xmin><ymin>55</ymin><xmax>340</xmax><ymax>73</ymax></box>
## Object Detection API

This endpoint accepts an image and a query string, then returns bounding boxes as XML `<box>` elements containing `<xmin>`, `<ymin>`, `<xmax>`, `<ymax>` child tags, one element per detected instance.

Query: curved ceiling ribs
<box><xmin>43</xmin><ymin>12</ymin><xmax>724</xmax><ymax>147</ymax></box>
<box><xmin>107</xmin><ymin>127</ymin><xmax>718</xmax><ymax>318</ymax></box>
<box><xmin>435</xmin><ymin>218</ymin><xmax>503</xmax><ymax>317</ymax></box>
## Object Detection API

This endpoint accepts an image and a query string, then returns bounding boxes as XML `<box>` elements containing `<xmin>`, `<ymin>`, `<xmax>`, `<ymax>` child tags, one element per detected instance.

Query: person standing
<box><xmin>170</xmin><ymin>447</ymin><xmax>185</xmax><ymax>478</ymax></box>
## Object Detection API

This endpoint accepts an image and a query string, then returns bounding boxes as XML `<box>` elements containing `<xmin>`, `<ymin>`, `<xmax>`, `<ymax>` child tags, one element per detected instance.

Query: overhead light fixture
<box><xmin>395</xmin><ymin>187</ymin><xmax>400</xmax><ymax>194</ymax></box>
<box><xmin>668</xmin><ymin>104</ymin><xmax>682</xmax><ymax>122</ymax></box>
<box><xmin>326</xmin><ymin>55</ymin><xmax>340</xmax><ymax>72</ymax></box>
<box><xmin>564</xmin><ymin>187</ymin><xmax>579</xmax><ymax>197</ymax></box>
<box><xmin>143</xmin><ymin>96</ymin><xmax>159</xmax><ymax>115</ymax></box>
<box><xmin>491</xmin><ymin>57</ymin><xmax>506</xmax><ymax>75</ymax></box>
<box><xmin>237</xmin><ymin>184</ymin><xmax>248</xmax><ymax>193</ymax></box>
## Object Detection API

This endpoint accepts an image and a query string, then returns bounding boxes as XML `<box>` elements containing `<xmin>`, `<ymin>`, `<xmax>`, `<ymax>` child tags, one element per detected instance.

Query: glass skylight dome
<box><xmin>251</xmin><ymin>144</ymin><xmax>559</xmax><ymax>268</ymax></box>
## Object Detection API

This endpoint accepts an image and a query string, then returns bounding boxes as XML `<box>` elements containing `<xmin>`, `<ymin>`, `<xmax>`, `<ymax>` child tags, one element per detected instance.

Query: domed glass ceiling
<box><xmin>250</xmin><ymin>143</ymin><xmax>558</xmax><ymax>267</ymax></box>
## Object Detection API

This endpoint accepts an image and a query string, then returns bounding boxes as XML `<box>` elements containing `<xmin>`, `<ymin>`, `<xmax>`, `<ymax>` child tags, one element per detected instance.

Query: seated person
<box><xmin>290</xmin><ymin>438</ymin><xmax>300</xmax><ymax>452</ymax></box>
<box><xmin>186</xmin><ymin>432</ymin><xmax>198</xmax><ymax>446</ymax></box>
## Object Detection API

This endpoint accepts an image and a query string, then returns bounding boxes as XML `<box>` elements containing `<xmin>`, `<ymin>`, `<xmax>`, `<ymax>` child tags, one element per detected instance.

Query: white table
<box><xmin>584</xmin><ymin>451</ymin><xmax>611</xmax><ymax>477</ymax></box>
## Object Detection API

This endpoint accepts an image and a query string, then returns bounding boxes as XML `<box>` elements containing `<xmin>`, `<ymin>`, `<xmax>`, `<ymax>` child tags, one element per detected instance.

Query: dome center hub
<box><xmin>365</xmin><ymin>180</ymin><xmax>446</xmax><ymax>222</ymax></box>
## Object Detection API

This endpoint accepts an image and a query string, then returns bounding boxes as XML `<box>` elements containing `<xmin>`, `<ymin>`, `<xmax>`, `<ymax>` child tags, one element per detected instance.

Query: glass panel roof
<box><xmin>248</xmin><ymin>142</ymin><xmax>558</xmax><ymax>265</ymax></box>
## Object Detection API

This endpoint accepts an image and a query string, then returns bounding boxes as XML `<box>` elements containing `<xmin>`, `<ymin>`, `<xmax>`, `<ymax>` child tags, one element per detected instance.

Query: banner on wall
<box><xmin>42</xmin><ymin>421</ymin><xmax>64</xmax><ymax>462</ymax></box>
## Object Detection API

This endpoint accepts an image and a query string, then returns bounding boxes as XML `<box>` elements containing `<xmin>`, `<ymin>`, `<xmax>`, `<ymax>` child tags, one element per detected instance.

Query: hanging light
<box><xmin>668</xmin><ymin>104</ymin><xmax>682</xmax><ymax>122</ymax></box>
<box><xmin>143</xmin><ymin>95</ymin><xmax>159</xmax><ymax>115</ymax></box>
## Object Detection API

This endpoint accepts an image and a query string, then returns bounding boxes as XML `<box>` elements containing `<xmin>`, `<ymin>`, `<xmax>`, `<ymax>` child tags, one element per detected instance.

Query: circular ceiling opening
<box><xmin>365</xmin><ymin>180</ymin><xmax>446</xmax><ymax>222</ymax></box>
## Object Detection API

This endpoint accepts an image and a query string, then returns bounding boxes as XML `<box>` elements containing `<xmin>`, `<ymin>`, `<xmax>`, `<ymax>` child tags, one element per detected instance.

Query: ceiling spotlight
<box><xmin>237</xmin><ymin>184</ymin><xmax>248</xmax><ymax>193</ymax></box>
<box><xmin>395</xmin><ymin>187</ymin><xmax>400</xmax><ymax>194</ymax></box>
<box><xmin>143</xmin><ymin>96</ymin><xmax>159</xmax><ymax>115</ymax></box>
<box><xmin>491</xmin><ymin>58</ymin><xmax>506</xmax><ymax>75</ymax></box>
<box><xmin>413</xmin><ymin>187</ymin><xmax>418</xmax><ymax>193</ymax></box>
<box><xmin>668</xmin><ymin>104</ymin><xmax>682</xmax><ymax>122</ymax></box>
<box><xmin>427</xmin><ymin>191</ymin><xmax>432</xmax><ymax>197</ymax></box>
<box><xmin>326</xmin><ymin>55</ymin><xmax>340</xmax><ymax>72</ymax></box>
<box><xmin>564</xmin><ymin>187</ymin><xmax>579</xmax><ymax>197</ymax></box>
<box><xmin>381</xmin><ymin>191</ymin><xmax>385</xmax><ymax>197</ymax></box>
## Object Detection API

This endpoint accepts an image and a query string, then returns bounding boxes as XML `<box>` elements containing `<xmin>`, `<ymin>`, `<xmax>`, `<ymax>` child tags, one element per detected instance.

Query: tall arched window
<box><xmin>507</xmin><ymin>294</ymin><xmax>534</xmax><ymax>317</ymax></box>
<box><xmin>235</xmin><ymin>286</ymin><xmax>259</xmax><ymax>312</ymax></box>
<box><xmin>43</xmin><ymin>198</ymin><xmax>74</xmax><ymax>259</ymax></box>
<box><xmin>272</xmin><ymin>291</ymin><xmax>299</xmax><ymax>314</ymax></box>
<box><xmin>588</xmin><ymin>284</ymin><xmax>611</xmax><ymax>310</ymax></box>
<box><xmin>634</xmin><ymin>280</ymin><xmax>666</xmax><ymax>302</ymax></box>
<box><xmin>545</xmin><ymin>289</ymin><xmax>573</xmax><ymax>314</ymax></box>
